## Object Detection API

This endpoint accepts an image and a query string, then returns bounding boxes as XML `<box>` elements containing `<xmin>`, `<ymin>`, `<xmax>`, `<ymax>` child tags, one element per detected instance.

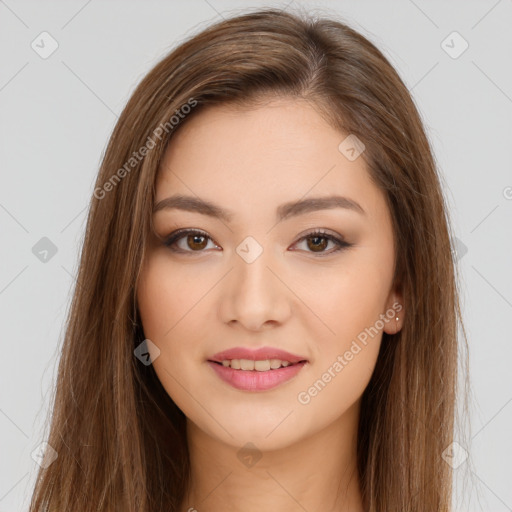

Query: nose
<box><xmin>218</xmin><ymin>244</ymin><xmax>292</xmax><ymax>331</ymax></box>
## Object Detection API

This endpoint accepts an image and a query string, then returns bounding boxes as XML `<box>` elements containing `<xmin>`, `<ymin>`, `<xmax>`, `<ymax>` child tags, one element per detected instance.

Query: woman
<box><xmin>29</xmin><ymin>7</ymin><xmax>469</xmax><ymax>511</ymax></box>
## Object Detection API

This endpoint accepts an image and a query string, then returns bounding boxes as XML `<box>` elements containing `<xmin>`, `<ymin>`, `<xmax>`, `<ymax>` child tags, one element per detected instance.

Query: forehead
<box><xmin>155</xmin><ymin>97</ymin><xmax>387</xmax><ymax>224</ymax></box>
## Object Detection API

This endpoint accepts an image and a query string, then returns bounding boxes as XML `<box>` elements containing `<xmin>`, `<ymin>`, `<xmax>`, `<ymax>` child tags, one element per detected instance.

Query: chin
<box><xmin>196</xmin><ymin>408</ymin><xmax>308</xmax><ymax>451</ymax></box>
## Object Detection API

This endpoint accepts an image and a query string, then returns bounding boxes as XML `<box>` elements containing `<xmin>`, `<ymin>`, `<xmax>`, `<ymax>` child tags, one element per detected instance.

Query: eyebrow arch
<box><xmin>152</xmin><ymin>194</ymin><xmax>366</xmax><ymax>222</ymax></box>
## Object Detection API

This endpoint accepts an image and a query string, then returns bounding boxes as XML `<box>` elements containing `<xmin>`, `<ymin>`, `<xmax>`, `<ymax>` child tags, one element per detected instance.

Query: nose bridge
<box><xmin>234</xmin><ymin>235</ymin><xmax>276</xmax><ymax>300</ymax></box>
<box><xmin>222</xmin><ymin>235</ymin><xmax>290</xmax><ymax>329</ymax></box>
<box><xmin>237</xmin><ymin>242</ymin><xmax>270</xmax><ymax>287</ymax></box>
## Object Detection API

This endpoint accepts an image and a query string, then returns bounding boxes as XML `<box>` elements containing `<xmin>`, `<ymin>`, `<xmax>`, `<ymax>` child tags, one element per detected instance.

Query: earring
<box><xmin>394</xmin><ymin>302</ymin><xmax>401</xmax><ymax>332</ymax></box>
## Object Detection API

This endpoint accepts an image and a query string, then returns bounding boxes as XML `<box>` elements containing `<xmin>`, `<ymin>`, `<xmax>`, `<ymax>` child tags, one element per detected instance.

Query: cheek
<box><xmin>137</xmin><ymin>253</ymin><xmax>215</xmax><ymax>339</ymax></box>
<box><xmin>299</xmin><ymin>257</ymin><xmax>391</xmax><ymax>354</ymax></box>
<box><xmin>136</xmin><ymin>255</ymin><xmax>217</xmax><ymax>416</ymax></box>
<box><xmin>293</xmin><ymin>254</ymin><xmax>392</xmax><ymax>413</ymax></box>
<box><xmin>295</xmin><ymin>269</ymin><xmax>386</xmax><ymax>420</ymax></box>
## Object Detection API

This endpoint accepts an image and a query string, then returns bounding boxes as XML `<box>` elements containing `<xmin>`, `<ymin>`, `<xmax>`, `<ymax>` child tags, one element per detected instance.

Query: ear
<box><xmin>383</xmin><ymin>284</ymin><xmax>404</xmax><ymax>335</ymax></box>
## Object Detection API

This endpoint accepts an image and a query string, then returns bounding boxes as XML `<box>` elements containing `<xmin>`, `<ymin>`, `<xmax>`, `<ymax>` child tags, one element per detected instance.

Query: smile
<box><xmin>207</xmin><ymin>360</ymin><xmax>308</xmax><ymax>391</ymax></box>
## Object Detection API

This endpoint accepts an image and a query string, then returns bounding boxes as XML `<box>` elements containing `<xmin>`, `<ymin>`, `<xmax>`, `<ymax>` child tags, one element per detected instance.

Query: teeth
<box><xmin>240</xmin><ymin>359</ymin><xmax>254</xmax><ymax>371</ymax></box>
<box><xmin>254</xmin><ymin>360</ymin><xmax>270</xmax><ymax>371</ymax></box>
<box><xmin>220</xmin><ymin>358</ymin><xmax>296</xmax><ymax>370</ymax></box>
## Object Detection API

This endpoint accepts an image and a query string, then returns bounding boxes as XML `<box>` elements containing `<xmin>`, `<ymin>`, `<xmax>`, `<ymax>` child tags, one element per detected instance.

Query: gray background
<box><xmin>1</xmin><ymin>0</ymin><xmax>511</xmax><ymax>510</ymax></box>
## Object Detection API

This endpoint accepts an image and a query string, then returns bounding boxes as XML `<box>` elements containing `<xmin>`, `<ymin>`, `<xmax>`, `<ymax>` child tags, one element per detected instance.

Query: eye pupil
<box><xmin>307</xmin><ymin>236</ymin><xmax>328</xmax><ymax>252</ymax></box>
<box><xmin>188</xmin><ymin>234</ymin><xmax>207</xmax><ymax>250</ymax></box>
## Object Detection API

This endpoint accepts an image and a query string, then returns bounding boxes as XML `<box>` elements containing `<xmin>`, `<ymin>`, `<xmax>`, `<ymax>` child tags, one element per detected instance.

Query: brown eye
<box><xmin>163</xmin><ymin>229</ymin><xmax>218</xmax><ymax>254</ymax></box>
<box><xmin>185</xmin><ymin>233</ymin><xmax>208</xmax><ymax>251</ymax></box>
<box><xmin>292</xmin><ymin>230</ymin><xmax>352</xmax><ymax>256</ymax></box>
<box><xmin>306</xmin><ymin>235</ymin><xmax>329</xmax><ymax>252</ymax></box>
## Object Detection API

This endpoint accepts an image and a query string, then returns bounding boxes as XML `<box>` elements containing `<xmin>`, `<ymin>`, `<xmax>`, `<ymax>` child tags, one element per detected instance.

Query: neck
<box><xmin>180</xmin><ymin>399</ymin><xmax>365</xmax><ymax>512</ymax></box>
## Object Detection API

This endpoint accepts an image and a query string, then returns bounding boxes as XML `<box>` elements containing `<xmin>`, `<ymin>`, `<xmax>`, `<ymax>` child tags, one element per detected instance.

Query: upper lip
<box><xmin>209</xmin><ymin>346</ymin><xmax>308</xmax><ymax>364</ymax></box>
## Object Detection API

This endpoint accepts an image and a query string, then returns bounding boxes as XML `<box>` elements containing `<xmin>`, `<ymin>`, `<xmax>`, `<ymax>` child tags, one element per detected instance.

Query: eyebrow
<box><xmin>152</xmin><ymin>194</ymin><xmax>366</xmax><ymax>222</ymax></box>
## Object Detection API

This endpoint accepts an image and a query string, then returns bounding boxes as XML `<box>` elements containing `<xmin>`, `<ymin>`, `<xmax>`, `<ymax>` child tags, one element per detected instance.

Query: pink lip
<box><xmin>209</xmin><ymin>346</ymin><xmax>307</xmax><ymax>364</ymax></box>
<box><xmin>207</xmin><ymin>346</ymin><xmax>309</xmax><ymax>392</ymax></box>
<box><xmin>207</xmin><ymin>361</ymin><xmax>307</xmax><ymax>391</ymax></box>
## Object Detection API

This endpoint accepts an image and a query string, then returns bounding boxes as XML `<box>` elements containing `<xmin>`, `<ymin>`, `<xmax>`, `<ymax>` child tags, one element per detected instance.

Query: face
<box><xmin>136</xmin><ymin>96</ymin><xmax>403</xmax><ymax>450</ymax></box>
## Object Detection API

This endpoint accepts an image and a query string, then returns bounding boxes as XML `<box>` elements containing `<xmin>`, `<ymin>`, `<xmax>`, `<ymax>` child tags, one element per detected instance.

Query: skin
<box><xmin>136</xmin><ymin>96</ymin><xmax>404</xmax><ymax>512</ymax></box>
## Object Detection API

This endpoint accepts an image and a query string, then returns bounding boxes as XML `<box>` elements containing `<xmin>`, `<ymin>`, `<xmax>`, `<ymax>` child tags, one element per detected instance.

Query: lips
<box><xmin>206</xmin><ymin>346</ymin><xmax>309</xmax><ymax>391</ymax></box>
<box><xmin>208</xmin><ymin>346</ymin><xmax>308</xmax><ymax>364</ymax></box>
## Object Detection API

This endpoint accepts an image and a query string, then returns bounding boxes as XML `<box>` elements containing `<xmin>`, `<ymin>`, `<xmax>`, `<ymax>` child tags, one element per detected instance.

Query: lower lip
<box><xmin>207</xmin><ymin>361</ymin><xmax>307</xmax><ymax>391</ymax></box>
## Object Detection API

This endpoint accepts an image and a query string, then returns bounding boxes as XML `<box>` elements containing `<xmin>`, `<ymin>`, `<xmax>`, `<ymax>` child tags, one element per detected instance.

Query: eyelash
<box><xmin>162</xmin><ymin>228</ymin><xmax>352</xmax><ymax>257</ymax></box>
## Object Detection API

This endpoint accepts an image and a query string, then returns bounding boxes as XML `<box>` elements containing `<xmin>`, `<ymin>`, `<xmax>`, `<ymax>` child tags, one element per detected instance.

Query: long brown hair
<box><xmin>29</xmin><ymin>7</ymin><xmax>470</xmax><ymax>511</ymax></box>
